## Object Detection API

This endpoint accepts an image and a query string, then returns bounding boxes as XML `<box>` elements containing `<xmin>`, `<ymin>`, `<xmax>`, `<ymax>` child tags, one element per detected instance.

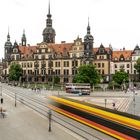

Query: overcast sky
<box><xmin>0</xmin><ymin>0</ymin><xmax>140</xmax><ymax>59</ymax></box>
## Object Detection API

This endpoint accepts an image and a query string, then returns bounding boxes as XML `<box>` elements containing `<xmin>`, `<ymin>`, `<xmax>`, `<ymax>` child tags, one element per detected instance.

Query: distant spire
<box><xmin>21</xmin><ymin>29</ymin><xmax>26</xmax><ymax>46</ymax></box>
<box><xmin>47</xmin><ymin>0</ymin><xmax>51</xmax><ymax>18</ymax></box>
<box><xmin>87</xmin><ymin>17</ymin><xmax>90</xmax><ymax>34</ymax></box>
<box><xmin>7</xmin><ymin>27</ymin><xmax>10</xmax><ymax>41</ymax></box>
<box><xmin>48</xmin><ymin>0</ymin><xmax>50</xmax><ymax>15</ymax></box>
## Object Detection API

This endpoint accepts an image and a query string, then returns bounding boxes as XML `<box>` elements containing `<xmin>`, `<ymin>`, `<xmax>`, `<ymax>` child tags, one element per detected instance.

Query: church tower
<box><xmin>42</xmin><ymin>1</ymin><xmax>56</xmax><ymax>43</ymax></box>
<box><xmin>21</xmin><ymin>29</ymin><xmax>27</xmax><ymax>46</ymax></box>
<box><xmin>4</xmin><ymin>30</ymin><xmax>12</xmax><ymax>61</ymax></box>
<box><xmin>84</xmin><ymin>18</ymin><xmax>94</xmax><ymax>57</ymax></box>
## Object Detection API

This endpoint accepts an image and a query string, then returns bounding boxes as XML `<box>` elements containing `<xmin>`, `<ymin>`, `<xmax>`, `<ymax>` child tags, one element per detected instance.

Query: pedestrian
<box><xmin>112</xmin><ymin>102</ymin><xmax>116</xmax><ymax>110</ymax></box>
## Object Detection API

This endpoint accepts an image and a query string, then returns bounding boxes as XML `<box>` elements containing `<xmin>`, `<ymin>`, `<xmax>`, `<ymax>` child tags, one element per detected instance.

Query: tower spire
<box><xmin>42</xmin><ymin>1</ymin><xmax>56</xmax><ymax>43</ymax></box>
<box><xmin>47</xmin><ymin>0</ymin><xmax>51</xmax><ymax>18</ymax></box>
<box><xmin>7</xmin><ymin>27</ymin><xmax>10</xmax><ymax>41</ymax></box>
<box><xmin>21</xmin><ymin>29</ymin><xmax>26</xmax><ymax>46</ymax></box>
<box><xmin>87</xmin><ymin>17</ymin><xmax>90</xmax><ymax>34</ymax></box>
<box><xmin>48</xmin><ymin>0</ymin><xmax>50</xmax><ymax>15</ymax></box>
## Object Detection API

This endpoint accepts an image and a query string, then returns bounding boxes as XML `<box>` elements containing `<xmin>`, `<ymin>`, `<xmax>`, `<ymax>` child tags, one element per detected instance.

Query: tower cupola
<box><xmin>21</xmin><ymin>29</ymin><xmax>27</xmax><ymax>46</ymax></box>
<box><xmin>42</xmin><ymin>1</ymin><xmax>56</xmax><ymax>43</ymax></box>
<box><xmin>84</xmin><ymin>18</ymin><xmax>94</xmax><ymax>57</ymax></box>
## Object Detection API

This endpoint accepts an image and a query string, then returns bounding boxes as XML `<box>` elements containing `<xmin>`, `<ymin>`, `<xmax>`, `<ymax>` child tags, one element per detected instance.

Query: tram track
<box><xmin>2</xmin><ymin>85</ymin><xmax>114</xmax><ymax>140</ymax></box>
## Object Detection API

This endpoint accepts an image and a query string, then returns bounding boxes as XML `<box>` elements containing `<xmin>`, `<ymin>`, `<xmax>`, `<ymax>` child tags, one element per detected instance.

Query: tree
<box><xmin>112</xmin><ymin>70</ymin><xmax>128</xmax><ymax>85</ymax></box>
<box><xmin>8</xmin><ymin>62</ymin><xmax>23</xmax><ymax>82</ymax></box>
<box><xmin>134</xmin><ymin>57</ymin><xmax>140</xmax><ymax>81</ymax></box>
<box><xmin>54</xmin><ymin>76</ymin><xmax>60</xmax><ymax>84</ymax></box>
<box><xmin>73</xmin><ymin>64</ymin><xmax>101</xmax><ymax>87</ymax></box>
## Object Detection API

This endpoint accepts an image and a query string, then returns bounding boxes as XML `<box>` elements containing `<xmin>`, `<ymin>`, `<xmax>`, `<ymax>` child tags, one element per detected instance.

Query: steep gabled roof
<box><xmin>93</xmin><ymin>47</ymin><xmax>110</xmax><ymax>54</ymax></box>
<box><xmin>19</xmin><ymin>46</ymin><xmax>37</xmax><ymax>58</ymax></box>
<box><xmin>112</xmin><ymin>50</ymin><xmax>132</xmax><ymax>60</ymax></box>
<box><xmin>49</xmin><ymin>43</ymin><xmax>73</xmax><ymax>53</ymax></box>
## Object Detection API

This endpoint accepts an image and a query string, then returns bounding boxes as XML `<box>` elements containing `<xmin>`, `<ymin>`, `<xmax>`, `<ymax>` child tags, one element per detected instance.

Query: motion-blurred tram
<box><xmin>48</xmin><ymin>96</ymin><xmax>140</xmax><ymax>140</ymax></box>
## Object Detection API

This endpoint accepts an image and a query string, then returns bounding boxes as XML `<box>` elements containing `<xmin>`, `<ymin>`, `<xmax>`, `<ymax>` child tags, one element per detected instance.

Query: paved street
<box><xmin>37</xmin><ymin>88</ymin><xmax>140</xmax><ymax>116</ymax></box>
<box><xmin>1</xmin><ymin>84</ymin><xmax>140</xmax><ymax>140</ymax></box>
<box><xmin>0</xmin><ymin>94</ymin><xmax>79</xmax><ymax>140</ymax></box>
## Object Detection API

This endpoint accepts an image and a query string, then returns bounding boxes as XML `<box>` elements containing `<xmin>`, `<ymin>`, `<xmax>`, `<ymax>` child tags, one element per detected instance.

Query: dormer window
<box><xmin>13</xmin><ymin>48</ymin><xmax>18</xmax><ymax>53</ymax></box>
<box><xmin>72</xmin><ymin>53</ymin><xmax>76</xmax><ymax>57</ymax></box>
<box><xmin>126</xmin><ymin>57</ymin><xmax>130</xmax><ymax>60</ymax></box>
<box><xmin>99</xmin><ymin>48</ymin><xmax>105</xmax><ymax>53</ymax></box>
<box><xmin>41</xmin><ymin>49</ymin><xmax>45</xmax><ymax>53</ymax></box>
<box><xmin>76</xmin><ymin>41</ymin><xmax>81</xmax><ymax>45</ymax></box>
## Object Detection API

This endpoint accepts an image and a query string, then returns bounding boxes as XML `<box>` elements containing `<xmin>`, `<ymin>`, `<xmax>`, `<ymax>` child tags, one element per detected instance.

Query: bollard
<box><xmin>48</xmin><ymin>109</ymin><xmax>52</xmax><ymax>132</ymax></box>
<box><xmin>104</xmin><ymin>99</ymin><xmax>107</xmax><ymax>108</ymax></box>
<box><xmin>1</xmin><ymin>98</ymin><xmax>3</xmax><ymax>104</ymax></box>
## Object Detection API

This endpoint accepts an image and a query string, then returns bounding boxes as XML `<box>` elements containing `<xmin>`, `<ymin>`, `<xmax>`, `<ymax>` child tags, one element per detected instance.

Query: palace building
<box><xmin>1</xmin><ymin>3</ymin><xmax>140</xmax><ymax>84</ymax></box>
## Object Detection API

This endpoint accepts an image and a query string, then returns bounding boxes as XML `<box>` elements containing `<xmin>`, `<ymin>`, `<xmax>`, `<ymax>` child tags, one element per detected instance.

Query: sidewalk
<box><xmin>0</xmin><ymin>94</ymin><xmax>79</xmax><ymax>140</ymax></box>
<box><xmin>68</xmin><ymin>90</ymin><xmax>133</xmax><ymax>112</ymax></box>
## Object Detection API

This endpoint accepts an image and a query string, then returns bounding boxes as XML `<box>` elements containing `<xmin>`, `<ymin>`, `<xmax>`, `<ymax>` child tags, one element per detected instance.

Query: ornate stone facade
<box><xmin>1</xmin><ymin>3</ymin><xmax>140</xmax><ymax>84</ymax></box>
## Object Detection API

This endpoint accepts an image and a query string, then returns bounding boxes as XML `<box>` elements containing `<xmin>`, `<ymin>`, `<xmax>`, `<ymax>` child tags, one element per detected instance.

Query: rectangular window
<box><xmin>64</xmin><ymin>61</ymin><xmax>69</xmax><ymax>67</ymax></box>
<box><xmin>55</xmin><ymin>62</ymin><xmax>57</xmax><ymax>67</ymax></box>
<box><xmin>102</xmin><ymin>70</ymin><xmax>104</xmax><ymax>75</ymax></box>
<box><xmin>72</xmin><ymin>61</ymin><xmax>74</xmax><ymax>67</ymax></box>
<box><xmin>75</xmin><ymin>61</ymin><xmax>78</xmax><ymax>66</ymax></box>
<box><xmin>58</xmin><ymin>62</ymin><xmax>60</xmax><ymax>67</ymax></box>
<box><xmin>127</xmin><ymin>64</ymin><xmax>129</xmax><ymax>68</ymax></box>
<box><xmin>48</xmin><ymin>70</ymin><xmax>51</xmax><ymax>75</ymax></box>
<box><xmin>64</xmin><ymin>77</ymin><xmax>68</xmax><ymax>83</ymax></box>
<box><xmin>30</xmin><ymin>63</ymin><xmax>32</xmax><ymax>67</ymax></box>
<box><xmin>127</xmin><ymin>70</ymin><xmax>129</xmax><ymax>74</ymax></box>
<box><xmin>98</xmin><ymin>63</ymin><xmax>101</xmax><ymax>68</ymax></box>
<box><xmin>42</xmin><ymin>55</ymin><xmax>45</xmax><ymax>59</ymax></box>
<box><xmin>64</xmin><ymin>69</ymin><xmax>69</xmax><ymax>75</ymax></box>
<box><xmin>72</xmin><ymin>69</ymin><xmax>77</xmax><ymax>75</ymax></box>
<box><xmin>41</xmin><ymin>69</ymin><xmax>46</xmax><ymax>75</ymax></box>
<box><xmin>102</xmin><ymin>63</ymin><xmax>104</xmax><ymax>68</ymax></box>
<box><xmin>41</xmin><ymin>49</ymin><xmax>45</xmax><ymax>53</ymax></box>
<box><xmin>35</xmin><ymin>55</ymin><xmax>38</xmax><ymax>59</ymax></box>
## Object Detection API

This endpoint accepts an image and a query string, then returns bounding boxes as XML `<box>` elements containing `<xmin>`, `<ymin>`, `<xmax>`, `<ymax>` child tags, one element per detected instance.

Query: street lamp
<box><xmin>104</xmin><ymin>99</ymin><xmax>107</xmax><ymax>108</ymax></box>
<box><xmin>133</xmin><ymin>87</ymin><xmax>137</xmax><ymax>115</ymax></box>
<box><xmin>0</xmin><ymin>84</ymin><xmax>2</xmax><ymax>96</ymax></box>
<box><xmin>52</xmin><ymin>70</ymin><xmax>55</xmax><ymax>90</ymax></box>
<box><xmin>48</xmin><ymin>109</ymin><xmax>52</xmax><ymax>132</ymax></box>
<box><xmin>15</xmin><ymin>93</ymin><xmax>17</xmax><ymax>107</ymax></box>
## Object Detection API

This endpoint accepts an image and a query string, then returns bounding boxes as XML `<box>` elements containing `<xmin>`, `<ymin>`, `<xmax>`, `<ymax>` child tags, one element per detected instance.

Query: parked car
<box><xmin>78</xmin><ymin>91</ymin><xmax>90</xmax><ymax>96</ymax></box>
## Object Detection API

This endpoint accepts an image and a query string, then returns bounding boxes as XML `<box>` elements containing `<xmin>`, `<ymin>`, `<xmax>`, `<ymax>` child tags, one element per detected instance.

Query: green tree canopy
<box><xmin>54</xmin><ymin>76</ymin><xmax>60</xmax><ymax>84</ymax></box>
<box><xmin>134</xmin><ymin>57</ymin><xmax>140</xmax><ymax>81</ymax></box>
<box><xmin>112</xmin><ymin>70</ymin><xmax>128</xmax><ymax>85</ymax></box>
<box><xmin>73</xmin><ymin>64</ymin><xmax>101</xmax><ymax>87</ymax></box>
<box><xmin>9</xmin><ymin>62</ymin><xmax>23</xmax><ymax>81</ymax></box>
